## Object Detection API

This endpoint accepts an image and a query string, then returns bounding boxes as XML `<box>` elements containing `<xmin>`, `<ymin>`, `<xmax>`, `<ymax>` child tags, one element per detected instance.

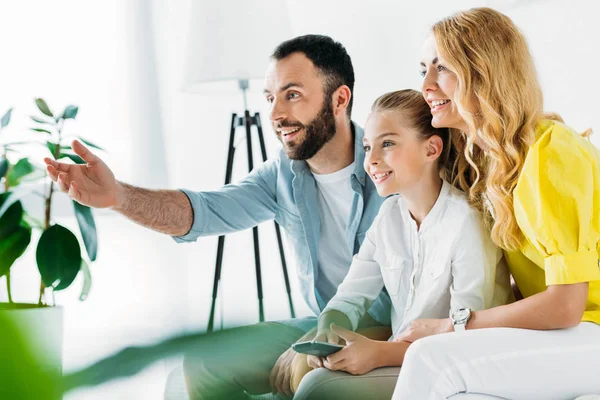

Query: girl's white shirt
<box><xmin>323</xmin><ymin>180</ymin><xmax>513</xmax><ymax>339</ymax></box>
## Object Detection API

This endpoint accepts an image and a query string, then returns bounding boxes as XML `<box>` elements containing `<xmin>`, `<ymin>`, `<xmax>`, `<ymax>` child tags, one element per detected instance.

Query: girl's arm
<box><xmin>447</xmin><ymin>209</ymin><xmax>507</xmax><ymax>313</ymax></box>
<box><xmin>372</xmin><ymin>340</ymin><xmax>411</xmax><ymax>368</ymax></box>
<box><xmin>318</xmin><ymin>213</ymin><xmax>388</xmax><ymax>336</ymax></box>
<box><xmin>321</xmin><ymin>325</ymin><xmax>411</xmax><ymax>375</ymax></box>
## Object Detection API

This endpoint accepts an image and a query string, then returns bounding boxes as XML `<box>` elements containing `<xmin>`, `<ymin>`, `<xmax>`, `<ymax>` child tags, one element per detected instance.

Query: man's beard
<box><xmin>277</xmin><ymin>98</ymin><xmax>336</xmax><ymax>160</ymax></box>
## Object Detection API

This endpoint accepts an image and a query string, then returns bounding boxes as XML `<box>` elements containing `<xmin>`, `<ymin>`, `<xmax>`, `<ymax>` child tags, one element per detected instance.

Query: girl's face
<box><xmin>363</xmin><ymin>112</ymin><xmax>436</xmax><ymax>197</ymax></box>
<box><xmin>420</xmin><ymin>35</ymin><xmax>468</xmax><ymax>132</ymax></box>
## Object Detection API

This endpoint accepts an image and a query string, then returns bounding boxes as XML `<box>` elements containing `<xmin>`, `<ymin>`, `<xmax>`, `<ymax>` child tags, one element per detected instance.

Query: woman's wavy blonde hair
<box><xmin>432</xmin><ymin>7</ymin><xmax>586</xmax><ymax>251</ymax></box>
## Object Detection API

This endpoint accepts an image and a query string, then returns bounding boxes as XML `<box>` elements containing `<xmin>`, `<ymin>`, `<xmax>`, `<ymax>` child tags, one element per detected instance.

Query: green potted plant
<box><xmin>0</xmin><ymin>99</ymin><xmax>102</xmax><ymax>382</ymax></box>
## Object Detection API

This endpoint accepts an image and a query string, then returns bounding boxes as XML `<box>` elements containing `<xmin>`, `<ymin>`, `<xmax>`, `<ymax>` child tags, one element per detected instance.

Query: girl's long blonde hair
<box><xmin>433</xmin><ymin>7</ymin><xmax>559</xmax><ymax>251</ymax></box>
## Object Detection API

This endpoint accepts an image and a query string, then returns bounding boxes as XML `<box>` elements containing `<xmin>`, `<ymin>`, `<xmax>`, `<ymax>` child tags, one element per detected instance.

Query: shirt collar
<box><xmin>399</xmin><ymin>180</ymin><xmax>451</xmax><ymax>233</ymax></box>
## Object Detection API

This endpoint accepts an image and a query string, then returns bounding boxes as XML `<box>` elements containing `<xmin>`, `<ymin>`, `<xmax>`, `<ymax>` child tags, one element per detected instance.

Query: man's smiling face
<box><xmin>264</xmin><ymin>52</ymin><xmax>336</xmax><ymax>160</ymax></box>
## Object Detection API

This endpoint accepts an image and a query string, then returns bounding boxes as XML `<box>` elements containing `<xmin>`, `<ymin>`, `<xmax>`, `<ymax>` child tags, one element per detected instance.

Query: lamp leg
<box><xmin>207</xmin><ymin>114</ymin><xmax>238</xmax><ymax>332</ymax></box>
<box><xmin>244</xmin><ymin>111</ymin><xmax>265</xmax><ymax>322</ymax></box>
<box><xmin>254</xmin><ymin>113</ymin><xmax>296</xmax><ymax>318</ymax></box>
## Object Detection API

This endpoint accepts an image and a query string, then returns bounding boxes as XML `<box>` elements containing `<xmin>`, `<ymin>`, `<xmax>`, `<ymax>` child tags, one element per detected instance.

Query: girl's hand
<box><xmin>322</xmin><ymin>324</ymin><xmax>382</xmax><ymax>375</ymax></box>
<box><xmin>393</xmin><ymin>318</ymin><xmax>452</xmax><ymax>343</ymax></box>
<box><xmin>306</xmin><ymin>327</ymin><xmax>341</xmax><ymax>369</ymax></box>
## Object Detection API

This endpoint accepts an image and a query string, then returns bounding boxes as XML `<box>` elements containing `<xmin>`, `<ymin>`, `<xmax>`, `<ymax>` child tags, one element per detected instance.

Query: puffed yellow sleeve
<box><xmin>513</xmin><ymin>121</ymin><xmax>600</xmax><ymax>285</ymax></box>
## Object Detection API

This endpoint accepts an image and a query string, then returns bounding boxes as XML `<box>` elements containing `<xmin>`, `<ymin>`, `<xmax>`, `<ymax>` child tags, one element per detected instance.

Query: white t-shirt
<box><xmin>312</xmin><ymin>162</ymin><xmax>356</xmax><ymax>305</ymax></box>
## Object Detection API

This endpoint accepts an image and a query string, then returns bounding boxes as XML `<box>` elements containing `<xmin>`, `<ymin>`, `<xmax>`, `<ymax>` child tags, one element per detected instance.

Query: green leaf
<box><xmin>47</xmin><ymin>141</ymin><xmax>72</xmax><ymax>156</ymax></box>
<box><xmin>77</xmin><ymin>137</ymin><xmax>104</xmax><ymax>151</ymax></box>
<box><xmin>0</xmin><ymin>226</ymin><xmax>32</xmax><ymax>277</ymax></box>
<box><xmin>73</xmin><ymin>201</ymin><xmax>97</xmax><ymax>261</ymax></box>
<box><xmin>7</xmin><ymin>158</ymin><xmax>35</xmax><ymax>187</ymax></box>
<box><xmin>62</xmin><ymin>153</ymin><xmax>86</xmax><ymax>165</ymax></box>
<box><xmin>0</xmin><ymin>192</ymin><xmax>15</xmax><ymax>219</ymax></box>
<box><xmin>0</xmin><ymin>195</ymin><xmax>30</xmax><ymax>278</ymax></box>
<box><xmin>48</xmin><ymin>143</ymin><xmax>85</xmax><ymax>164</ymax></box>
<box><xmin>36</xmin><ymin>224</ymin><xmax>81</xmax><ymax>290</ymax></box>
<box><xmin>0</xmin><ymin>189</ymin><xmax>28</xmax><ymax>220</ymax></box>
<box><xmin>79</xmin><ymin>259</ymin><xmax>92</xmax><ymax>301</ymax></box>
<box><xmin>35</xmin><ymin>98</ymin><xmax>53</xmax><ymax>118</ymax></box>
<box><xmin>62</xmin><ymin>105</ymin><xmax>79</xmax><ymax>120</ymax></box>
<box><xmin>31</xmin><ymin>128</ymin><xmax>52</xmax><ymax>135</ymax></box>
<box><xmin>1</xmin><ymin>108</ymin><xmax>13</xmax><ymax>128</ymax></box>
<box><xmin>18</xmin><ymin>165</ymin><xmax>45</xmax><ymax>183</ymax></box>
<box><xmin>0</xmin><ymin>158</ymin><xmax>8</xmax><ymax>179</ymax></box>
<box><xmin>0</xmin><ymin>194</ymin><xmax>24</xmax><ymax>239</ymax></box>
<box><xmin>30</xmin><ymin>116</ymin><xmax>52</xmax><ymax>125</ymax></box>
<box><xmin>46</xmin><ymin>141</ymin><xmax>59</xmax><ymax>157</ymax></box>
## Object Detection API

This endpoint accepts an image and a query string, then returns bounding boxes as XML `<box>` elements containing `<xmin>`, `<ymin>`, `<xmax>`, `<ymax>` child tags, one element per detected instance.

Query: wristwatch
<box><xmin>450</xmin><ymin>308</ymin><xmax>471</xmax><ymax>332</ymax></box>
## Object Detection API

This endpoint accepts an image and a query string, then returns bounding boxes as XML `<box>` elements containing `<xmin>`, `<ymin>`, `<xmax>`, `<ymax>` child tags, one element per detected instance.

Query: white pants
<box><xmin>393</xmin><ymin>322</ymin><xmax>600</xmax><ymax>400</ymax></box>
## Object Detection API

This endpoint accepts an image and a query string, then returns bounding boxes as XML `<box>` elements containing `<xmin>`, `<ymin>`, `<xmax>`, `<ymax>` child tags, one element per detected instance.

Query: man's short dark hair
<box><xmin>271</xmin><ymin>34</ymin><xmax>354</xmax><ymax>117</ymax></box>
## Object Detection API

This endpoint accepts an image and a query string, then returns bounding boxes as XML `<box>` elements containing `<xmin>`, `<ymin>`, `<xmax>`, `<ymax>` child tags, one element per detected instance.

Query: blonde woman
<box><xmin>392</xmin><ymin>7</ymin><xmax>600</xmax><ymax>400</ymax></box>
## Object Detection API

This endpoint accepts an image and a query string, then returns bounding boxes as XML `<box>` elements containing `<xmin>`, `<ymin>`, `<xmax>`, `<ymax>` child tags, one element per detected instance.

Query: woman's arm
<box><xmin>467</xmin><ymin>282</ymin><xmax>588</xmax><ymax>330</ymax></box>
<box><xmin>396</xmin><ymin>282</ymin><xmax>589</xmax><ymax>342</ymax></box>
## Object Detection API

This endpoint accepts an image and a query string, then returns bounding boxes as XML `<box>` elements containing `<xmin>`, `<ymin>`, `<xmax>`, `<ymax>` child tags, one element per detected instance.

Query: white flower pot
<box><xmin>0</xmin><ymin>303</ymin><xmax>64</xmax><ymax>398</ymax></box>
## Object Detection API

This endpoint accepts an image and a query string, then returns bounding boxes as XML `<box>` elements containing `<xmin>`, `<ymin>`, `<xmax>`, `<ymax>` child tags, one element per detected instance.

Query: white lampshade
<box><xmin>182</xmin><ymin>0</ymin><xmax>293</xmax><ymax>94</ymax></box>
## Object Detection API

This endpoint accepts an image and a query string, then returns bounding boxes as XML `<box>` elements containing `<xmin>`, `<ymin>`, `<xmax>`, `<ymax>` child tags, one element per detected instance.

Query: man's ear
<box><xmin>426</xmin><ymin>135</ymin><xmax>443</xmax><ymax>162</ymax></box>
<box><xmin>332</xmin><ymin>85</ymin><xmax>352</xmax><ymax>117</ymax></box>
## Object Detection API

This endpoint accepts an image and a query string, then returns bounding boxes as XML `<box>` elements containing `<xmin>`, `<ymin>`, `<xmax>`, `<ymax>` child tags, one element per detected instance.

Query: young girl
<box><xmin>392</xmin><ymin>8</ymin><xmax>600</xmax><ymax>399</ymax></box>
<box><xmin>292</xmin><ymin>89</ymin><xmax>512</xmax><ymax>398</ymax></box>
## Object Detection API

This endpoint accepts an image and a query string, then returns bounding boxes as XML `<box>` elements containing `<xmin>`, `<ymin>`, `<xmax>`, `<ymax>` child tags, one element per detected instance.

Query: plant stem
<box><xmin>3</xmin><ymin>154</ymin><xmax>14</xmax><ymax>304</ymax></box>
<box><xmin>39</xmin><ymin>120</ymin><xmax>63</xmax><ymax>306</ymax></box>
<box><xmin>38</xmin><ymin>284</ymin><xmax>45</xmax><ymax>306</ymax></box>
<box><xmin>6</xmin><ymin>272</ymin><xmax>13</xmax><ymax>303</ymax></box>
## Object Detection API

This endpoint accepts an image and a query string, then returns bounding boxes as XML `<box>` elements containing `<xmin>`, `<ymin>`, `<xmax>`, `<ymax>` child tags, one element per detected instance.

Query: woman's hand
<box><xmin>322</xmin><ymin>324</ymin><xmax>383</xmax><ymax>375</ymax></box>
<box><xmin>393</xmin><ymin>318</ymin><xmax>452</xmax><ymax>343</ymax></box>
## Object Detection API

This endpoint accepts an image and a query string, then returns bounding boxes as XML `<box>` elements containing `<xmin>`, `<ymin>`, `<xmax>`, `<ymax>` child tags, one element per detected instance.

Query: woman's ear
<box><xmin>425</xmin><ymin>135</ymin><xmax>444</xmax><ymax>162</ymax></box>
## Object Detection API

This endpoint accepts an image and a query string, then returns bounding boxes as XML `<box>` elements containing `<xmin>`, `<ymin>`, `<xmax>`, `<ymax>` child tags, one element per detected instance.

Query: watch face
<box><xmin>453</xmin><ymin>309</ymin><xmax>470</xmax><ymax>321</ymax></box>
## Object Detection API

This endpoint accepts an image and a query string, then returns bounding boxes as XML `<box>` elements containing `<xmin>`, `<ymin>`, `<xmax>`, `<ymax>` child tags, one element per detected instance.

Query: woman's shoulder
<box><xmin>520</xmin><ymin>119</ymin><xmax>599</xmax><ymax>181</ymax></box>
<box><xmin>531</xmin><ymin>119</ymin><xmax>597</xmax><ymax>158</ymax></box>
<box><xmin>516</xmin><ymin>119</ymin><xmax>600</xmax><ymax>202</ymax></box>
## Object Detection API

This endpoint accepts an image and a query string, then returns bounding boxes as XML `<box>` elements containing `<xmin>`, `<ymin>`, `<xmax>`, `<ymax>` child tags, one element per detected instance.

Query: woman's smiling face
<box><xmin>420</xmin><ymin>35</ymin><xmax>468</xmax><ymax>132</ymax></box>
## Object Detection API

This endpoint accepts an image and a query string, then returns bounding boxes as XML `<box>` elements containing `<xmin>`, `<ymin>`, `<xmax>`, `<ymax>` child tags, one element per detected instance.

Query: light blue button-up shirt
<box><xmin>174</xmin><ymin>122</ymin><xmax>391</xmax><ymax>325</ymax></box>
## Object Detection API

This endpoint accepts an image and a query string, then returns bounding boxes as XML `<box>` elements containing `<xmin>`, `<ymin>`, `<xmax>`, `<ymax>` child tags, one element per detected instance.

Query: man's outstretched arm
<box><xmin>45</xmin><ymin>140</ymin><xmax>193</xmax><ymax>236</ymax></box>
<box><xmin>113</xmin><ymin>182</ymin><xmax>193</xmax><ymax>236</ymax></box>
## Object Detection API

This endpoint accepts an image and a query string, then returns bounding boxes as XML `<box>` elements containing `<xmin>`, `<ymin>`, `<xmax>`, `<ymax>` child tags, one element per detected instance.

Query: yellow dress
<box><xmin>505</xmin><ymin>119</ymin><xmax>600</xmax><ymax>324</ymax></box>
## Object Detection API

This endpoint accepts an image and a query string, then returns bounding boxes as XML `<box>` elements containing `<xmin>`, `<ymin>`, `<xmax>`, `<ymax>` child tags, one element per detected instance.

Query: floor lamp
<box><xmin>181</xmin><ymin>0</ymin><xmax>295</xmax><ymax>332</ymax></box>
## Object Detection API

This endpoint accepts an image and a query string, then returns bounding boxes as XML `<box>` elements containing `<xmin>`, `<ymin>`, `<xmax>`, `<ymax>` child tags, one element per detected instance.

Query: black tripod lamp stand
<box><xmin>207</xmin><ymin>79</ymin><xmax>296</xmax><ymax>332</ymax></box>
<box><xmin>181</xmin><ymin>0</ymin><xmax>294</xmax><ymax>332</ymax></box>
